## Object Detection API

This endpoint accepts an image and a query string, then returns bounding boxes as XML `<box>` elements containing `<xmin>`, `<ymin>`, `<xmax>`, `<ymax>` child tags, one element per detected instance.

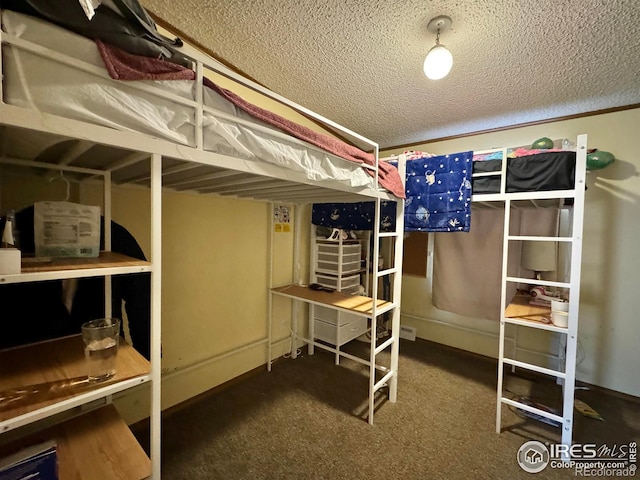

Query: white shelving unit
<box><xmin>312</xmin><ymin>305</ymin><xmax>368</xmax><ymax>348</ymax></box>
<box><xmin>490</xmin><ymin>135</ymin><xmax>588</xmax><ymax>451</ymax></box>
<box><xmin>308</xmin><ymin>231</ymin><xmax>370</xmax><ymax>357</ymax></box>
<box><xmin>0</xmin><ymin>157</ymin><xmax>162</xmax><ymax>480</ymax></box>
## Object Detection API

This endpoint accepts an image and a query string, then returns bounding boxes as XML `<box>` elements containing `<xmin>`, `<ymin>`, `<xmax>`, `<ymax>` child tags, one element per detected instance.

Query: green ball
<box><xmin>532</xmin><ymin>137</ymin><xmax>554</xmax><ymax>149</ymax></box>
<box><xmin>587</xmin><ymin>151</ymin><xmax>615</xmax><ymax>170</ymax></box>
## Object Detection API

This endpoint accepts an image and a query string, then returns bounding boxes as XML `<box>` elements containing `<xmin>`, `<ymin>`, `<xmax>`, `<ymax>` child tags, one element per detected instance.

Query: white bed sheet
<box><xmin>1</xmin><ymin>10</ymin><xmax>374</xmax><ymax>191</ymax></box>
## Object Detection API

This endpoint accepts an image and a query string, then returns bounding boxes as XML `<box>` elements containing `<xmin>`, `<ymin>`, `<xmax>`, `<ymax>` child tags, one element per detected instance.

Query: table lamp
<box><xmin>521</xmin><ymin>240</ymin><xmax>556</xmax><ymax>281</ymax></box>
<box><xmin>521</xmin><ymin>240</ymin><xmax>558</xmax><ymax>306</ymax></box>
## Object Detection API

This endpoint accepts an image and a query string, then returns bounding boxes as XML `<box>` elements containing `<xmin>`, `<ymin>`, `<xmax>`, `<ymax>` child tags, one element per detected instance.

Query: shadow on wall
<box><xmin>588</xmin><ymin>158</ymin><xmax>638</xmax><ymax>183</ymax></box>
<box><xmin>583</xmin><ymin>157</ymin><xmax>639</xmax><ymax>387</ymax></box>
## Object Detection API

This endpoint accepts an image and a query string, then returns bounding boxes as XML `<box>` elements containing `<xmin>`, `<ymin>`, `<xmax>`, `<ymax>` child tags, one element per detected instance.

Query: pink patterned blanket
<box><xmin>96</xmin><ymin>41</ymin><xmax>405</xmax><ymax>198</ymax></box>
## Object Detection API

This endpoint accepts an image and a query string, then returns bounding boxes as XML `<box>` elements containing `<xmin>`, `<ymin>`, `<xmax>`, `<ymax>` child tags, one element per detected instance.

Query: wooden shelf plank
<box><xmin>271</xmin><ymin>284</ymin><xmax>390</xmax><ymax>315</ymax></box>
<box><xmin>0</xmin><ymin>405</ymin><xmax>151</xmax><ymax>480</ymax></box>
<box><xmin>0</xmin><ymin>252</ymin><xmax>151</xmax><ymax>285</ymax></box>
<box><xmin>20</xmin><ymin>252</ymin><xmax>149</xmax><ymax>273</ymax></box>
<box><xmin>0</xmin><ymin>335</ymin><xmax>150</xmax><ymax>423</ymax></box>
<box><xmin>504</xmin><ymin>294</ymin><xmax>562</xmax><ymax>329</ymax></box>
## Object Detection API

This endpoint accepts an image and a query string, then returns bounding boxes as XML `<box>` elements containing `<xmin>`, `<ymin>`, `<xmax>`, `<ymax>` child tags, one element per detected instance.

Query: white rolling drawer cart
<box><xmin>314</xmin><ymin>240</ymin><xmax>363</xmax><ymax>295</ymax></box>
<box><xmin>310</xmin><ymin>231</ymin><xmax>371</xmax><ymax>350</ymax></box>
<box><xmin>313</xmin><ymin>305</ymin><xmax>368</xmax><ymax>347</ymax></box>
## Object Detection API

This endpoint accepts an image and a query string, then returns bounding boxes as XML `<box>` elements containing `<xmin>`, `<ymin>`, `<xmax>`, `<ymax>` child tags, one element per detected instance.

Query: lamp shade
<box><xmin>521</xmin><ymin>241</ymin><xmax>557</xmax><ymax>273</ymax></box>
<box><xmin>423</xmin><ymin>44</ymin><xmax>453</xmax><ymax>80</ymax></box>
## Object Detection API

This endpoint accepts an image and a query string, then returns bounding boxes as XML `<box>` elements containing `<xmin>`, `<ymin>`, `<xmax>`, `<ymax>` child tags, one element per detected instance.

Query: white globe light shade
<box><xmin>423</xmin><ymin>45</ymin><xmax>453</xmax><ymax>80</ymax></box>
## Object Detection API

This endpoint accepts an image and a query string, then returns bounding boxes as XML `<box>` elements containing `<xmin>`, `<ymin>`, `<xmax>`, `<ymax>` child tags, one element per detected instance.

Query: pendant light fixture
<box><xmin>423</xmin><ymin>15</ymin><xmax>453</xmax><ymax>80</ymax></box>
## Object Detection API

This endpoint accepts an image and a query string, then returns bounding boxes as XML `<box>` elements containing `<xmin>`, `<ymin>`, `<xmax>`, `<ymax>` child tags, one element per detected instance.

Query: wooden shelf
<box><xmin>20</xmin><ymin>252</ymin><xmax>149</xmax><ymax>273</ymax></box>
<box><xmin>504</xmin><ymin>295</ymin><xmax>567</xmax><ymax>332</ymax></box>
<box><xmin>505</xmin><ymin>294</ymin><xmax>550</xmax><ymax>320</ymax></box>
<box><xmin>271</xmin><ymin>284</ymin><xmax>392</xmax><ymax>316</ymax></box>
<box><xmin>0</xmin><ymin>252</ymin><xmax>151</xmax><ymax>284</ymax></box>
<box><xmin>0</xmin><ymin>404</ymin><xmax>151</xmax><ymax>480</ymax></box>
<box><xmin>0</xmin><ymin>335</ymin><xmax>150</xmax><ymax>426</ymax></box>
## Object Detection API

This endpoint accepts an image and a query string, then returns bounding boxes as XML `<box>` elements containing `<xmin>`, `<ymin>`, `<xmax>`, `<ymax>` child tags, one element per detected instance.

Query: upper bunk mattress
<box><xmin>0</xmin><ymin>9</ymin><xmax>383</xmax><ymax>194</ymax></box>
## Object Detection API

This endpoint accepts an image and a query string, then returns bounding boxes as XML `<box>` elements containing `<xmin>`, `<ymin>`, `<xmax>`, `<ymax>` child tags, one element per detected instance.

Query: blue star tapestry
<box><xmin>311</xmin><ymin>201</ymin><xmax>397</xmax><ymax>231</ymax></box>
<box><xmin>404</xmin><ymin>151</ymin><xmax>473</xmax><ymax>232</ymax></box>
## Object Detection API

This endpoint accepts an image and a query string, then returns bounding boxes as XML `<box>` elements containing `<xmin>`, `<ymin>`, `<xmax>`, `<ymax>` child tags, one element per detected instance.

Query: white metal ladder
<box><xmin>496</xmin><ymin>134</ymin><xmax>587</xmax><ymax>450</ymax></box>
<box><xmin>364</xmin><ymin>194</ymin><xmax>405</xmax><ymax>424</ymax></box>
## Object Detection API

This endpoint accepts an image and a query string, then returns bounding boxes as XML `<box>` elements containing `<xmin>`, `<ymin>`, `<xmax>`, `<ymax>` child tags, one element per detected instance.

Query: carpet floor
<box><xmin>150</xmin><ymin>338</ymin><xmax>639</xmax><ymax>480</ymax></box>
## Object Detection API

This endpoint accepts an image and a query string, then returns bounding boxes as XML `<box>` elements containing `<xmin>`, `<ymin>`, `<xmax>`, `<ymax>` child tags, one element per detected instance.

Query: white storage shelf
<box><xmin>314</xmin><ymin>240</ymin><xmax>364</xmax><ymax>294</ymax></box>
<box><xmin>318</xmin><ymin>252</ymin><xmax>360</xmax><ymax>263</ymax></box>
<box><xmin>0</xmin><ymin>158</ymin><xmax>160</xmax><ymax>478</ymax></box>
<box><xmin>316</xmin><ymin>243</ymin><xmax>361</xmax><ymax>255</ymax></box>
<box><xmin>0</xmin><ymin>251</ymin><xmax>154</xmax><ymax>480</ymax></box>
<box><xmin>316</xmin><ymin>273</ymin><xmax>361</xmax><ymax>292</ymax></box>
<box><xmin>313</xmin><ymin>306</ymin><xmax>368</xmax><ymax>347</ymax></box>
<box><xmin>317</xmin><ymin>258</ymin><xmax>361</xmax><ymax>275</ymax></box>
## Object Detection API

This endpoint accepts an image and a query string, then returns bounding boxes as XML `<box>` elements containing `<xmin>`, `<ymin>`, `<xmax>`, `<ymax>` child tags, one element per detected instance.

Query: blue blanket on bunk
<box><xmin>404</xmin><ymin>151</ymin><xmax>473</xmax><ymax>232</ymax></box>
<box><xmin>311</xmin><ymin>201</ymin><xmax>397</xmax><ymax>231</ymax></box>
<box><xmin>312</xmin><ymin>151</ymin><xmax>473</xmax><ymax>233</ymax></box>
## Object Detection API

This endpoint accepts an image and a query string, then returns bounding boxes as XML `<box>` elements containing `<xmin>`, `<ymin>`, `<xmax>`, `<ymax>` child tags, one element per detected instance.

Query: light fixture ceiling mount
<box><xmin>424</xmin><ymin>15</ymin><xmax>453</xmax><ymax>80</ymax></box>
<box><xmin>426</xmin><ymin>15</ymin><xmax>452</xmax><ymax>36</ymax></box>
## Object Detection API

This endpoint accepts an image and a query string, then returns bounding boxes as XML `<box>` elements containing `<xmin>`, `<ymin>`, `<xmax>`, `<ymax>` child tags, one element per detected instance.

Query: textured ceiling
<box><xmin>141</xmin><ymin>0</ymin><xmax>640</xmax><ymax>149</ymax></box>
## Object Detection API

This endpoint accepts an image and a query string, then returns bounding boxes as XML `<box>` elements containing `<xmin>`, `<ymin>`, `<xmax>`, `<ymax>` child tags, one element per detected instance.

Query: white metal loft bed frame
<box><xmin>400</xmin><ymin>137</ymin><xmax>587</xmax><ymax>454</ymax></box>
<box><xmin>0</xmin><ymin>9</ymin><xmax>404</xmax><ymax>479</ymax></box>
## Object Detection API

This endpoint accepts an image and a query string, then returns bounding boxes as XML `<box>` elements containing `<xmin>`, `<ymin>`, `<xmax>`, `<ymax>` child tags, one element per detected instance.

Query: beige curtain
<box><xmin>432</xmin><ymin>206</ymin><xmax>558</xmax><ymax>320</ymax></box>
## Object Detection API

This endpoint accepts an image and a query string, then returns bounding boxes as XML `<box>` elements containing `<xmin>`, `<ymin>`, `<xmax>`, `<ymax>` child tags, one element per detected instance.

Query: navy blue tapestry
<box><xmin>404</xmin><ymin>151</ymin><xmax>473</xmax><ymax>232</ymax></box>
<box><xmin>312</xmin><ymin>201</ymin><xmax>397</xmax><ymax>231</ymax></box>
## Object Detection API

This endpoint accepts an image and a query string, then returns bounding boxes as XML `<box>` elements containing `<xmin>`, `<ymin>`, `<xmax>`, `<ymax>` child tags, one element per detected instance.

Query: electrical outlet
<box><xmin>399</xmin><ymin>325</ymin><xmax>416</xmax><ymax>341</ymax></box>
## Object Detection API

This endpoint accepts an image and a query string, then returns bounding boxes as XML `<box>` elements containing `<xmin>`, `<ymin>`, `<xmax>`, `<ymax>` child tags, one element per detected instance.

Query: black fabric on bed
<box><xmin>472</xmin><ymin>151</ymin><xmax>576</xmax><ymax>194</ymax></box>
<box><xmin>1</xmin><ymin>0</ymin><xmax>191</xmax><ymax>67</ymax></box>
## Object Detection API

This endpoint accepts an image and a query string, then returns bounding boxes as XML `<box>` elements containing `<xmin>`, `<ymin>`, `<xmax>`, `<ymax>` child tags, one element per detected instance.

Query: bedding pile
<box><xmin>2</xmin><ymin>0</ymin><xmax>189</xmax><ymax>66</ymax></box>
<box><xmin>95</xmin><ymin>41</ymin><xmax>405</xmax><ymax>198</ymax></box>
<box><xmin>1</xmin><ymin>5</ymin><xmax>405</xmax><ymax>198</ymax></box>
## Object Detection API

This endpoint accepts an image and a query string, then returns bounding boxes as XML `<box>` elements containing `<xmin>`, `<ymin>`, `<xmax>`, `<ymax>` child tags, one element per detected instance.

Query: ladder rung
<box><xmin>507</xmin><ymin>235</ymin><xmax>572</xmax><ymax>242</ymax></box>
<box><xmin>472</xmin><ymin>171</ymin><xmax>501</xmax><ymax>178</ymax></box>
<box><xmin>373</xmin><ymin>302</ymin><xmax>398</xmax><ymax>317</ymax></box>
<box><xmin>505</xmin><ymin>276</ymin><xmax>570</xmax><ymax>289</ymax></box>
<box><xmin>501</xmin><ymin>397</ymin><xmax>564</xmax><ymax>424</ymax></box>
<box><xmin>502</xmin><ymin>358</ymin><xmax>566</xmax><ymax>379</ymax></box>
<box><xmin>502</xmin><ymin>189</ymin><xmax>577</xmax><ymax>201</ymax></box>
<box><xmin>376</xmin><ymin>267</ymin><xmax>398</xmax><ymax>277</ymax></box>
<box><xmin>374</xmin><ymin>337</ymin><xmax>394</xmax><ymax>355</ymax></box>
<box><xmin>378</xmin><ymin>231</ymin><xmax>399</xmax><ymax>238</ymax></box>
<box><xmin>373</xmin><ymin>370</ymin><xmax>394</xmax><ymax>393</ymax></box>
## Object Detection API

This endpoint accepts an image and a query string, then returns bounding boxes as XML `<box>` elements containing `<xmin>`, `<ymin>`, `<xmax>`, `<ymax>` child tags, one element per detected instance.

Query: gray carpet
<box><xmin>153</xmin><ymin>339</ymin><xmax>639</xmax><ymax>479</ymax></box>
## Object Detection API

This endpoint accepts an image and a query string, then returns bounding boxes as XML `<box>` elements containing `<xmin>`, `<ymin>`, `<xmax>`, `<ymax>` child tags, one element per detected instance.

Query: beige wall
<box><xmin>382</xmin><ymin>108</ymin><xmax>640</xmax><ymax>397</ymax></box>
<box><xmin>78</xmin><ymin>182</ymin><xmax>302</xmax><ymax>422</ymax></box>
